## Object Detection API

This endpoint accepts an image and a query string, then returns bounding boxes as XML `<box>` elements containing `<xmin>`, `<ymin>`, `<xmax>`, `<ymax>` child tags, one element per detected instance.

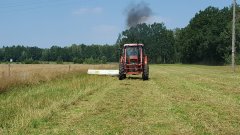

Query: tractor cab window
<box><xmin>126</xmin><ymin>47</ymin><xmax>139</xmax><ymax>57</ymax></box>
<box><xmin>125</xmin><ymin>46</ymin><xmax>141</xmax><ymax>64</ymax></box>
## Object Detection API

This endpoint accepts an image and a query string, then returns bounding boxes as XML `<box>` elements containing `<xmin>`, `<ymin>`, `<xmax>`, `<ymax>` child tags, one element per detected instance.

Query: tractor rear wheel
<box><xmin>142</xmin><ymin>64</ymin><xmax>149</xmax><ymax>80</ymax></box>
<box><xmin>119</xmin><ymin>63</ymin><xmax>126</xmax><ymax>80</ymax></box>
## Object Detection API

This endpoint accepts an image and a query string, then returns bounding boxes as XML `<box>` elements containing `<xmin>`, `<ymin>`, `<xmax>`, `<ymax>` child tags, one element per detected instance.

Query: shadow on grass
<box><xmin>127</xmin><ymin>76</ymin><xmax>150</xmax><ymax>81</ymax></box>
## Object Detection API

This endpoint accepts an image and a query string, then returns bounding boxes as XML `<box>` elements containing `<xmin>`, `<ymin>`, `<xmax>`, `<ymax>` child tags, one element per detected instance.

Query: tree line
<box><xmin>0</xmin><ymin>44</ymin><xmax>118</xmax><ymax>64</ymax></box>
<box><xmin>1</xmin><ymin>5</ymin><xmax>239</xmax><ymax>65</ymax></box>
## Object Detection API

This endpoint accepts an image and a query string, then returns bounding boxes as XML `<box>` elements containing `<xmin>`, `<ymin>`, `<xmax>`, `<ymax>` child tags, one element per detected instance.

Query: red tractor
<box><xmin>119</xmin><ymin>43</ymin><xmax>149</xmax><ymax>80</ymax></box>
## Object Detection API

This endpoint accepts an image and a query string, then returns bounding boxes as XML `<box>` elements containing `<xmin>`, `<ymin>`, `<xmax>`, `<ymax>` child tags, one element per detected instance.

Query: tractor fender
<box><xmin>144</xmin><ymin>56</ymin><xmax>148</xmax><ymax>65</ymax></box>
<box><xmin>120</xmin><ymin>56</ymin><xmax>124</xmax><ymax>63</ymax></box>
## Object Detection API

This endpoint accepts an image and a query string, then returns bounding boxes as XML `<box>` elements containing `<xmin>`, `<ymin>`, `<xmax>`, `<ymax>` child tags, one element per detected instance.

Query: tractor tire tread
<box><xmin>119</xmin><ymin>63</ymin><xmax>125</xmax><ymax>80</ymax></box>
<box><xmin>143</xmin><ymin>64</ymin><xmax>149</xmax><ymax>80</ymax></box>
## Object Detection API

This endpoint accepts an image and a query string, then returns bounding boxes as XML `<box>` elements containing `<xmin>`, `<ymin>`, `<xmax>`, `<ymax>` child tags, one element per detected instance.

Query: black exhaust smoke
<box><xmin>126</xmin><ymin>1</ymin><xmax>153</xmax><ymax>28</ymax></box>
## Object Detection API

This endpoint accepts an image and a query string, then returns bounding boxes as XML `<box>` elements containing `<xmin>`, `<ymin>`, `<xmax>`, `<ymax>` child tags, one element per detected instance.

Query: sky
<box><xmin>0</xmin><ymin>0</ymin><xmax>237</xmax><ymax>48</ymax></box>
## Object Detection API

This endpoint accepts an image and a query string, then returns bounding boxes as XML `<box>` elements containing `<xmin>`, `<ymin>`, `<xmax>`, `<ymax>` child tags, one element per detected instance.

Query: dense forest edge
<box><xmin>1</xmin><ymin>6</ymin><xmax>240</xmax><ymax>65</ymax></box>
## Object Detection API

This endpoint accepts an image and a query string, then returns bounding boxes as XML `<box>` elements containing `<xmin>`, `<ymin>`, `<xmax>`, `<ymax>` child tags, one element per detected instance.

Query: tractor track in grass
<box><xmin>150</xmin><ymin>65</ymin><xmax>240</xmax><ymax>134</ymax></box>
<box><xmin>23</xmin><ymin>75</ymin><xmax>118</xmax><ymax>134</ymax></box>
<box><xmin>28</xmin><ymin>76</ymin><xmax>149</xmax><ymax>134</ymax></box>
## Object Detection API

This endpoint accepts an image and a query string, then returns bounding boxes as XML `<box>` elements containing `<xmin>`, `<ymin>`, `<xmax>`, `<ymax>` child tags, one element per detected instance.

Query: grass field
<box><xmin>0</xmin><ymin>64</ymin><xmax>240</xmax><ymax>134</ymax></box>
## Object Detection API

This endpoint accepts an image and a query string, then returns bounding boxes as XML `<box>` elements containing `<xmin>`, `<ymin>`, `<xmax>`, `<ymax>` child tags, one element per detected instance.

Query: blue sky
<box><xmin>0</xmin><ymin>0</ymin><xmax>236</xmax><ymax>48</ymax></box>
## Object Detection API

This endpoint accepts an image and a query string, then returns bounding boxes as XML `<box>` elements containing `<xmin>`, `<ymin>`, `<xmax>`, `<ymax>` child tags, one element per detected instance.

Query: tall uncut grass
<box><xmin>0</xmin><ymin>64</ymin><xmax>117</xmax><ymax>92</ymax></box>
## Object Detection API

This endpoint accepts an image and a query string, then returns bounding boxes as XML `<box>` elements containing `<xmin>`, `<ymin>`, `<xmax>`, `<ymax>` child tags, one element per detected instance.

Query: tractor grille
<box><xmin>130</xmin><ymin>59</ymin><xmax>138</xmax><ymax>64</ymax></box>
<box><xmin>126</xmin><ymin>64</ymin><xmax>142</xmax><ymax>72</ymax></box>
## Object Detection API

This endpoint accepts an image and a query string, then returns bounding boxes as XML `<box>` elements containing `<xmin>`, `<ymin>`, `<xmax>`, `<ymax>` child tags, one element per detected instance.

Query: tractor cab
<box><xmin>125</xmin><ymin>45</ymin><xmax>141</xmax><ymax>64</ymax></box>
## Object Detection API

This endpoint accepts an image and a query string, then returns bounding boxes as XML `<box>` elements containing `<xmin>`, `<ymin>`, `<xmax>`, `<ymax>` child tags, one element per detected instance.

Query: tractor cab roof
<box><xmin>124</xmin><ymin>44</ymin><xmax>144</xmax><ymax>47</ymax></box>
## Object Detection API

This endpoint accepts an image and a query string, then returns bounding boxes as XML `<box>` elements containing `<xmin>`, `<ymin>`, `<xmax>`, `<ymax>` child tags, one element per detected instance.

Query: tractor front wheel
<box><xmin>142</xmin><ymin>64</ymin><xmax>149</xmax><ymax>80</ymax></box>
<box><xmin>119</xmin><ymin>63</ymin><xmax>126</xmax><ymax>80</ymax></box>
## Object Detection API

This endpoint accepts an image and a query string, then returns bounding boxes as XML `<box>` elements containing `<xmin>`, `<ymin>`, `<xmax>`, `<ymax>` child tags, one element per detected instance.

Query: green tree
<box><xmin>56</xmin><ymin>56</ymin><xmax>63</xmax><ymax>64</ymax></box>
<box><xmin>175</xmin><ymin>6</ymin><xmax>238</xmax><ymax>65</ymax></box>
<box><xmin>118</xmin><ymin>23</ymin><xmax>175</xmax><ymax>64</ymax></box>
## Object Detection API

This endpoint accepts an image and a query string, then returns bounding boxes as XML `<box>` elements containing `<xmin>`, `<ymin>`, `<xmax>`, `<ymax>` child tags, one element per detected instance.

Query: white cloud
<box><xmin>72</xmin><ymin>7</ymin><xmax>103</xmax><ymax>15</ymax></box>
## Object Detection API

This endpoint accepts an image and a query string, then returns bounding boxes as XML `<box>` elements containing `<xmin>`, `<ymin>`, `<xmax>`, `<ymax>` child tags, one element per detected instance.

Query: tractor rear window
<box><xmin>126</xmin><ymin>47</ymin><xmax>140</xmax><ymax>57</ymax></box>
